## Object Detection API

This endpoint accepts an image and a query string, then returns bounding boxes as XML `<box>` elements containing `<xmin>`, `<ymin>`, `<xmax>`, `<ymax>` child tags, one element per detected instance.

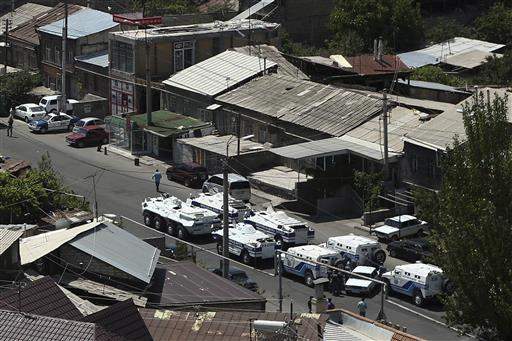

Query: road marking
<box><xmin>386</xmin><ymin>299</ymin><xmax>475</xmax><ymax>338</ymax></box>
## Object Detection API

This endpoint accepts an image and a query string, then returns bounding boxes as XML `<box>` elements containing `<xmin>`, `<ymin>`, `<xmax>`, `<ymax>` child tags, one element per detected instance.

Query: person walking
<box><xmin>152</xmin><ymin>169</ymin><xmax>162</xmax><ymax>192</ymax></box>
<box><xmin>307</xmin><ymin>296</ymin><xmax>313</xmax><ymax>313</ymax></box>
<box><xmin>6</xmin><ymin>107</ymin><xmax>14</xmax><ymax>137</ymax></box>
<box><xmin>357</xmin><ymin>297</ymin><xmax>368</xmax><ymax>317</ymax></box>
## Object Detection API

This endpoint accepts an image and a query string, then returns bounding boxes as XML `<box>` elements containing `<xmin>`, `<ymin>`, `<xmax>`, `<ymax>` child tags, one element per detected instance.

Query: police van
<box><xmin>245</xmin><ymin>206</ymin><xmax>315</xmax><ymax>248</ymax></box>
<box><xmin>187</xmin><ymin>192</ymin><xmax>252</xmax><ymax>222</ymax></box>
<box><xmin>322</xmin><ymin>234</ymin><xmax>386</xmax><ymax>269</ymax></box>
<box><xmin>280</xmin><ymin>245</ymin><xmax>343</xmax><ymax>287</ymax></box>
<box><xmin>212</xmin><ymin>223</ymin><xmax>277</xmax><ymax>265</ymax></box>
<box><xmin>382</xmin><ymin>262</ymin><xmax>451</xmax><ymax>306</ymax></box>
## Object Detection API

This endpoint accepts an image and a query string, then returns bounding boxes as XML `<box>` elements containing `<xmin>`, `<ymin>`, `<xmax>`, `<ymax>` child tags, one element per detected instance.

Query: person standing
<box><xmin>357</xmin><ymin>297</ymin><xmax>368</xmax><ymax>317</ymax></box>
<box><xmin>152</xmin><ymin>169</ymin><xmax>162</xmax><ymax>192</ymax></box>
<box><xmin>6</xmin><ymin>107</ymin><xmax>14</xmax><ymax>137</ymax></box>
<box><xmin>307</xmin><ymin>296</ymin><xmax>313</xmax><ymax>313</ymax></box>
<box><xmin>326</xmin><ymin>298</ymin><xmax>335</xmax><ymax>310</ymax></box>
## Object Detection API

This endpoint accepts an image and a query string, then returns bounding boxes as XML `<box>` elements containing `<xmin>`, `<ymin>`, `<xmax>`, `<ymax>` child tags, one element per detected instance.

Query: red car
<box><xmin>66</xmin><ymin>126</ymin><xmax>108</xmax><ymax>147</ymax></box>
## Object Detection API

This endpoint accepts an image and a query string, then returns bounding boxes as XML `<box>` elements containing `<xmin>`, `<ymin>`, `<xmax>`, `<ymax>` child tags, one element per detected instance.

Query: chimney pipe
<box><xmin>373</xmin><ymin>39</ymin><xmax>378</xmax><ymax>61</ymax></box>
<box><xmin>378</xmin><ymin>37</ymin><xmax>383</xmax><ymax>62</ymax></box>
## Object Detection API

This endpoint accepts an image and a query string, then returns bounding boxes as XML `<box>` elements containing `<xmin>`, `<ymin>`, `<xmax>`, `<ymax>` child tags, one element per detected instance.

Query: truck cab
<box><xmin>323</xmin><ymin>234</ymin><xmax>386</xmax><ymax>269</ymax></box>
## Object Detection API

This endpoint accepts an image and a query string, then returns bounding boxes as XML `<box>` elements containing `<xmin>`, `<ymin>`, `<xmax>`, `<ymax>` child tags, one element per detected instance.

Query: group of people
<box><xmin>307</xmin><ymin>296</ymin><xmax>368</xmax><ymax>317</ymax></box>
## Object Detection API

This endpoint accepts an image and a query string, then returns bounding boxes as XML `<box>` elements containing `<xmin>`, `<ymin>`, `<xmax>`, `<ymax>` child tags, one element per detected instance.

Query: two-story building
<box><xmin>37</xmin><ymin>7</ymin><xmax>119</xmax><ymax>99</ymax></box>
<box><xmin>108</xmin><ymin>19</ymin><xmax>279</xmax><ymax>116</ymax></box>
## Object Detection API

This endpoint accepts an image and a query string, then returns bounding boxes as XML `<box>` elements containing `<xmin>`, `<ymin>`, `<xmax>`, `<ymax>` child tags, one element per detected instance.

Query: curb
<box><xmin>107</xmin><ymin>145</ymin><xmax>154</xmax><ymax>166</ymax></box>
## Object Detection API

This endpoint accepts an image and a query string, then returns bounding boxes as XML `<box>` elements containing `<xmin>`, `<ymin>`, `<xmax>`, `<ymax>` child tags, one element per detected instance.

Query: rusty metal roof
<box><xmin>216</xmin><ymin>74</ymin><xmax>383</xmax><ymax>137</ymax></box>
<box><xmin>346</xmin><ymin>54</ymin><xmax>409</xmax><ymax>76</ymax></box>
<box><xmin>9</xmin><ymin>3</ymin><xmax>83</xmax><ymax>46</ymax></box>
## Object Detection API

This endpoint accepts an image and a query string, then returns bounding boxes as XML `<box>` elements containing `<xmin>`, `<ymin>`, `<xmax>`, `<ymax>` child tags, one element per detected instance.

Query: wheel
<box><xmin>154</xmin><ymin>216</ymin><xmax>167</xmax><ymax>232</ymax></box>
<box><xmin>25</xmin><ymin>116</ymin><xmax>30</xmax><ymax>123</ymax></box>
<box><xmin>304</xmin><ymin>271</ymin><xmax>314</xmax><ymax>287</ymax></box>
<box><xmin>168</xmin><ymin>222</ymin><xmax>177</xmax><ymax>236</ymax></box>
<box><xmin>241</xmin><ymin>250</ymin><xmax>252</xmax><ymax>265</ymax></box>
<box><xmin>68</xmin><ymin>124</ymin><xmax>73</xmax><ymax>132</ymax></box>
<box><xmin>389</xmin><ymin>249</ymin><xmax>397</xmax><ymax>258</ymax></box>
<box><xmin>40</xmin><ymin>126</ymin><xmax>48</xmax><ymax>134</ymax></box>
<box><xmin>216</xmin><ymin>242</ymin><xmax>223</xmax><ymax>254</ymax></box>
<box><xmin>413</xmin><ymin>290</ymin><xmax>424</xmax><ymax>306</ymax></box>
<box><xmin>143</xmin><ymin>211</ymin><xmax>154</xmax><ymax>227</ymax></box>
<box><xmin>374</xmin><ymin>250</ymin><xmax>386</xmax><ymax>264</ymax></box>
<box><xmin>78</xmin><ymin>141</ymin><xmax>85</xmax><ymax>148</ymax></box>
<box><xmin>177</xmin><ymin>225</ymin><xmax>188</xmax><ymax>240</ymax></box>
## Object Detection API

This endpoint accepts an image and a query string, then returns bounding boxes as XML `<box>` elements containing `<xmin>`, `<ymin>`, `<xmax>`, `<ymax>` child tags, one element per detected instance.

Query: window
<box><xmin>45</xmin><ymin>46</ymin><xmax>52</xmax><ymax>62</ymax></box>
<box><xmin>55</xmin><ymin>48</ymin><xmax>61</xmax><ymax>65</ymax></box>
<box><xmin>111</xmin><ymin>41</ymin><xmax>134</xmax><ymax>73</ymax></box>
<box><xmin>174</xmin><ymin>41</ymin><xmax>195</xmax><ymax>73</ymax></box>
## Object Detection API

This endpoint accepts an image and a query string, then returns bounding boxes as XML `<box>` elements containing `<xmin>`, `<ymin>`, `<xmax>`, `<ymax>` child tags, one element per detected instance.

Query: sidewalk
<box><xmin>107</xmin><ymin>145</ymin><xmax>170</xmax><ymax>169</ymax></box>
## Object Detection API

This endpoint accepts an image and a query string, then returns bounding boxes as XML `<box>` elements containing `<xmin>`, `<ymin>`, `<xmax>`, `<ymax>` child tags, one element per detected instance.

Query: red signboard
<box><xmin>113</xmin><ymin>14</ymin><xmax>162</xmax><ymax>26</ymax></box>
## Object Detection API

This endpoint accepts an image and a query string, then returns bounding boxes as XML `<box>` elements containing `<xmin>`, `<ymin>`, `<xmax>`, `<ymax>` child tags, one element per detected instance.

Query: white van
<box><xmin>322</xmin><ymin>234</ymin><xmax>386</xmax><ymax>268</ymax></box>
<box><xmin>202</xmin><ymin>173</ymin><xmax>251</xmax><ymax>202</ymax></box>
<box><xmin>39</xmin><ymin>95</ymin><xmax>78</xmax><ymax>113</ymax></box>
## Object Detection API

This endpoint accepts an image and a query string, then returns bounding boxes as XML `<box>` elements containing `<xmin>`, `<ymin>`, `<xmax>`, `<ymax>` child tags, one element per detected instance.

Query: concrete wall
<box><xmin>72</xmin><ymin>94</ymin><xmax>109</xmax><ymax>118</ymax></box>
<box><xmin>395</xmin><ymin>83</ymin><xmax>470</xmax><ymax>104</ymax></box>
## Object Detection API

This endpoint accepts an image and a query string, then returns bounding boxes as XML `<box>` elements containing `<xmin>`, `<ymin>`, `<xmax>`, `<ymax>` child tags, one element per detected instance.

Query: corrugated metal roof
<box><xmin>0</xmin><ymin>3</ymin><xmax>51</xmax><ymax>36</ymax></box>
<box><xmin>346</xmin><ymin>54</ymin><xmax>409</xmax><ymax>75</ymax></box>
<box><xmin>177</xmin><ymin>134</ymin><xmax>264</xmax><ymax>156</ymax></box>
<box><xmin>75</xmin><ymin>50</ymin><xmax>109</xmax><ymax>68</ymax></box>
<box><xmin>9</xmin><ymin>3</ymin><xmax>83</xmax><ymax>45</ymax></box>
<box><xmin>443</xmin><ymin>50</ymin><xmax>502</xmax><ymax>69</ymax></box>
<box><xmin>69</xmin><ymin>222</ymin><xmax>160</xmax><ymax>284</ymax></box>
<box><xmin>232</xmin><ymin>0</ymin><xmax>276</xmax><ymax>20</ymax></box>
<box><xmin>398</xmin><ymin>37</ymin><xmax>505</xmax><ymax>68</ymax></box>
<box><xmin>19</xmin><ymin>221</ymin><xmax>101</xmax><ymax>265</ymax></box>
<box><xmin>38</xmin><ymin>7</ymin><xmax>118</xmax><ymax>39</ymax></box>
<box><xmin>163</xmin><ymin>50</ymin><xmax>276</xmax><ymax>97</ymax></box>
<box><xmin>232</xmin><ymin>45</ymin><xmax>309</xmax><ymax>79</ymax></box>
<box><xmin>405</xmin><ymin>88</ymin><xmax>512</xmax><ymax>150</ymax></box>
<box><xmin>397</xmin><ymin>79</ymin><xmax>469</xmax><ymax>94</ymax></box>
<box><xmin>269</xmin><ymin>136</ymin><xmax>399</xmax><ymax>162</ymax></box>
<box><xmin>217</xmin><ymin>74</ymin><xmax>383</xmax><ymax>137</ymax></box>
<box><xmin>323</xmin><ymin>321</ymin><xmax>372</xmax><ymax>341</ymax></box>
<box><xmin>0</xmin><ymin>228</ymin><xmax>23</xmax><ymax>256</ymax></box>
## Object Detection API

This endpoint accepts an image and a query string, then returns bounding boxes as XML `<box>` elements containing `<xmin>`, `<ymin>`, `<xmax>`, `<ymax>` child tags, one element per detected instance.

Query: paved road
<box><xmin>0</xmin><ymin>119</ymin><xmax>471</xmax><ymax>340</ymax></box>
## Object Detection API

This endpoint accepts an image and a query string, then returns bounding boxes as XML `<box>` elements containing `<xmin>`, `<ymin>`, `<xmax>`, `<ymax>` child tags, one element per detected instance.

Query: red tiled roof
<box><xmin>0</xmin><ymin>277</ymin><xmax>84</xmax><ymax>320</ymax></box>
<box><xmin>139</xmin><ymin>308</ymin><xmax>328</xmax><ymax>341</ymax></box>
<box><xmin>346</xmin><ymin>54</ymin><xmax>410</xmax><ymax>75</ymax></box>
<box><xmin>9</xmin><ymin>3</ymin><xmax>83</xmax><ymax>46</ymax></box>
<box><xmin>82</xmin><ymin>299</ymin><xmax>153</xmax><ymax>341</ymax></box>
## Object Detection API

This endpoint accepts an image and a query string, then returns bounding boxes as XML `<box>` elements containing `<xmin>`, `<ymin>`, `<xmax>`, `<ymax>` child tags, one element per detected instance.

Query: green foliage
<box><xmin>329</xmin><ymin>0</ymin><xmax>424</xmax><ymax>54</ymax></box>
<box><xmin>174</xmin><ymin>241</ymin><xmax>189</xmax><ymax>260</ymax></box>
<box><xmin>353</xmin><ymin>171</ymin><xmax>382</xmax><ymax>211</ymax></box>
<box><xmin>425</xmin><ymin>18</ymin><xmax>472</xmax><ymax>44</ymax></box>
<box><xmin>472</xmin><ymin>51</ymin><xmax>512</xmax><ymax>86</ymax></box>
<box><xmin>431</xmin><ymin>93</ymin><xmax>512</xmax><ymax>339</ymax></box>
<box><xmin>0</xmin><ymin>152</ymin><xmax>88</xmax><ymax>224</ymax></box>
<box><xmin>475</xmin><ymin>2</ymin><xmax>512</xmax><ymax>45</ymax></box>
<box><xmin>131</xmin><ymin>0</ymin><xmax>197</xmax><ymax>15</ymax></box>
<box><xmin>0</xmin><ymin>71</ymin><xmax>41</xmax><ymax>107</ymax></box>
<box><xmin>413</xmin><ymin>188</ymin><xmax>439</xmax><ymax>229</ymax></box>
<box><xmin>410</xmin><ymin>65</ymin><xmax>464</xmax><ymax>87</ymax></box>
<box><xmin>279</xmin><ymin>30</ymin><xmax>330</xmax><ymax>57</ymax></box>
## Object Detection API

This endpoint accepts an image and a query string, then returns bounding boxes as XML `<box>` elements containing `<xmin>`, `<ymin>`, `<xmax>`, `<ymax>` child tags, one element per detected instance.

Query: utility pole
<box><xmin>382</xmin><ymin>90</ymin><xmax>389</xmax><ymax>179</ymax></box>
<box><xmin>237</xmin><ymin>113</ymin><xmax>241</xmax><ymax>156</ymax></box>
<box><xmin>92</xmin><ymin>175</ymin><xmax>98</xmax><ymax>220</ymax></box>
<box><xmin>3</xmin><ymin>18</ymin><xmax>9</xmax><ymax>75</ymax></box>
<box><xmin>277</xmin><ymin>251</ymin><xmax>283</xmax><ymax>312</ymax></box>
<box><xmin>222</xmin><ymin>152</ymin><xmax>230</xmax><ymax>278</ymax></box>
<box><xmin>143</xmin><ymin>0</ymin><xmax>152</xmax><ymax>124</ymax></box>
<box><xmin>60</xmin><ymin>0</ymin><xmax>68</xmax><ymax>113</ymax></box>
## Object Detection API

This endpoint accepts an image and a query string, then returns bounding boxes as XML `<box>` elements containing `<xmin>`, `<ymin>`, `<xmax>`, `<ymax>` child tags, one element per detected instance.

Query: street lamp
<box><xmin>222</xmin><ymin>134</ymin><xmax>254</xmax><ymax>278</ymax></box>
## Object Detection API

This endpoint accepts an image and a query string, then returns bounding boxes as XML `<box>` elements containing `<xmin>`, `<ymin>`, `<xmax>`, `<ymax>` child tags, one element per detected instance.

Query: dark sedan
<box><xmin>209</xmin><ymin>267</ymin><xmax>258</xmax><ymax>292</ymax></box>
<box><xmin>166</xmin><ymin>162</ymin><xmax>207</xmax><ymax>187</ymax></box>
<box><xmin>387</xmin><ymin>238</ymin><xmax>433</xmax><ymax>262</ymax></box>
<box><xmin>66</xmin><ymin>126</ymin><xmax>108</xmax><ymax>147</ymax></box>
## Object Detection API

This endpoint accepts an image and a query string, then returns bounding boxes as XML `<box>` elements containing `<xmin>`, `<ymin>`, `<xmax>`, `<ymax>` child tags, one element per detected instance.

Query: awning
<box><xmin>269</xmin><ymin>137</ymin><xmax>400</xmax><ymax>163</ymax></box>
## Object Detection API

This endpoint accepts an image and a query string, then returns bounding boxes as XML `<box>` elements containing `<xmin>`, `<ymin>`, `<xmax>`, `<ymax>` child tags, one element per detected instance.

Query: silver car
<box><xmin>202</xmin><ymin>173</ymin><xmax>251</xmax><ymax>202</ymax></box>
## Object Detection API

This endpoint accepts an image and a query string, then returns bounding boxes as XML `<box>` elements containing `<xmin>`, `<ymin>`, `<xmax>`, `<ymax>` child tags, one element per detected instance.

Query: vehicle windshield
<box><xmin>75</xmin><ymin>120</ymin><xmax>86</xmax><ymax>127</ymax></box>
<box><xmin>231</xmin><ymin>272</ymin><xmax>248</xmax><ymax>282</ymax></box>
<box><xmin>30</xmin><ymin>106</ymin><xmax>45</xmax><ymax>112</ymax></box>
<box><xmin>230</xmin><ymin>181</ymin><xmax>250</xmax><ymax>190</ymax></box>
<box><xmin>40</xmin><ymin>99</ymin><xmax>47</xmax><ymax>105</ymax></box>
<box><xmin>42</xmin><ymin>115</ymin><xmax>52</xmax><ymax>121</ymax></box>
<box><xmin>291</xmin><ymin>224</ymin><xmax>307</xmax><ymax>230</ymax></box>
<box><xmin>77</xmin><ymin>128</ymin><xmax>88</xmax><ymax>135</ymax></box>
<box><xmin>384</xmin><ymin>219</ymin><xmax>401</xmax><ymax>228</ymax></box>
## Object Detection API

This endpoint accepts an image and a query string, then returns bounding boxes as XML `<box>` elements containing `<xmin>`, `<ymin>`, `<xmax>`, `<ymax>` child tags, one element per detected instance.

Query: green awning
<box><xmin>130</xmin><ymin>110</ymin><xmax>211</xmax><ymax>137</ymax></box>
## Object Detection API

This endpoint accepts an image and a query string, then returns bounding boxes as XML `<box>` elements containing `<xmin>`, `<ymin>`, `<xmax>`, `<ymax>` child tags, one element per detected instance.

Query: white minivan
<box><xmin>39</xmin><ymin>95</ymin><xmax>78</xmax><ymax>113</ymax></box>
<box><xmin>202</xmin><ymin>173</ymin><xmax>251</xmax><ymax>202</ymax></box>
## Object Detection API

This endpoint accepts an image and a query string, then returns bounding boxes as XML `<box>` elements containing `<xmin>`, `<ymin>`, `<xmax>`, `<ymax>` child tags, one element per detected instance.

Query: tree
<box><xmin>425</xmin><ymin>18</ymin><xmax>472</xmax><ymax>45</ymax></box>
<box><xmin>475</xmin><ymin>2</ymin><xmax>512</xmax><ymax>45</ymax></box>
<box><xmin>410</xmin><ymin>65</ymin><xmax>464</xmax><ymax>87</ymax></box>
<box><xmin>131</xmin><ymin>0</ymin><xmax>197</xmax><ymax>15</ymax></box>
<box><xmin>353</xmin><ymin>171</ymin><xmax>382</xmax><ymax>211</ymax></box>
<box><xmin>431</xmin><ymin>92</ymin><xmax>512</xmax><ymax>339</ymax></box>
<box><xmin>0</xmin><ymin>152</ymin><xmax>88</xmax><ymax>224</ymax></box>
<box><xmin>0</xmin><ymin>71</ymin><xmax>41</xmax><ymax>108</ymax></box>
<box><xmin>472</xmin><ymin>51</ymin><xmax>512</xmax><ymax>86</ymax></box>
<box><xmin>329</xmin><ymin>0</ymin><xmax>424</xmax><ymax>55</ymax></box>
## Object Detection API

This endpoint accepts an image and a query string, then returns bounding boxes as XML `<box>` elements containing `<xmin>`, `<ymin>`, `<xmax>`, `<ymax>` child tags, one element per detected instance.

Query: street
<box><xmin>0</xmin><ymin>118</ymin><xmax>471</xmax><ymax>340</ymax></box>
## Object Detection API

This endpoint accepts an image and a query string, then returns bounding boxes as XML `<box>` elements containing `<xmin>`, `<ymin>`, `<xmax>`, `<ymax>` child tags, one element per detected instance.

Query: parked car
<box><xmin>374</xmin><ymin>215</ymin><xmax>428</xmax><ymax>241</ymax></box>
<box><xmin>209</xmin><ymin>267</ymin><xmax>258</xmax><ymax>291</ymax></box>
<box><xmin>66</xmin><ymin>126</ymin><xmax>108</xmax><ymax>147</ymax></box>
<box><xmin>344</xmin><ymin>266</ymin><xmax>379</xmax><ymax>296</ymax></box>
<box><xmin>15</xmin><ymin>103</ymin><xmax>46</xmax><ymax>122</ymax></box>
<box><xmin>39</xmin><ymin>95</ymin><xmax>78</xmax><ymax>113</ymax></box>
<box><xmin>28</xmin><ymin>113</ymin><xmax>79</xmax><ymax>133</ymax></box>
<box><xmin>387</xmin><ymin>238</ymin><xmax>433</xmax><ymax>262</ymax></box>
<box><xmin>166</xmin><ymin>162</ymin><xmax>207</xmax><ymax>187</ymax></box>
<box><xmin>202</xmin><ymin>173</ymin><xmax>251</xmax><ymax>202</ymax></box>
<box><xmin>72</xmin><ymin>117</ymin><xmax>104</xmax><ymax>132</ymax></box>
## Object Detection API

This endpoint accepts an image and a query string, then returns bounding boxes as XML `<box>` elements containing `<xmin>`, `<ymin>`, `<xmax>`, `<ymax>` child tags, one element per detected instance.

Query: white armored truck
<box><xmin>142</xmin><ymin>195</ymin><xmax>220</xmax><ymax>239</ymax></box>
<box><xmin>188</xmin><ymin>193</ymin><xmax>252</xmax><ymax>222</ymax></box>
<box><xmin>322</xmin><ymin>234</ymin><xmax>386</xmax><ymax>269</ymax></box>
<box><xmin>280</xmin><ymin>245</ymin><xmax>343</xmax><ymax>287</ymax></box>
<box><xmin>212</xmin><ymin>223</ymin><xmax>277</xmax><ymax>265</ymax></box>
<box><xmin>382</xmin><ymin>262</ymin><xmax>452</xmax><ymax>306</ymax></box>
<box><xmin>244</xmin><ymin>206</ymin><xmax>315</xmax><ymax>248</ymax></box>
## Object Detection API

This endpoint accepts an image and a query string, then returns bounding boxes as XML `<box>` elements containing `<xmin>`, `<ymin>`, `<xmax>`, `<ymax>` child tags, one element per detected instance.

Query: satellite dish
<box><xmin>55</xmin><ymin>218</ymin><xmax>71</xmax><ymax>230</ymax></box>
